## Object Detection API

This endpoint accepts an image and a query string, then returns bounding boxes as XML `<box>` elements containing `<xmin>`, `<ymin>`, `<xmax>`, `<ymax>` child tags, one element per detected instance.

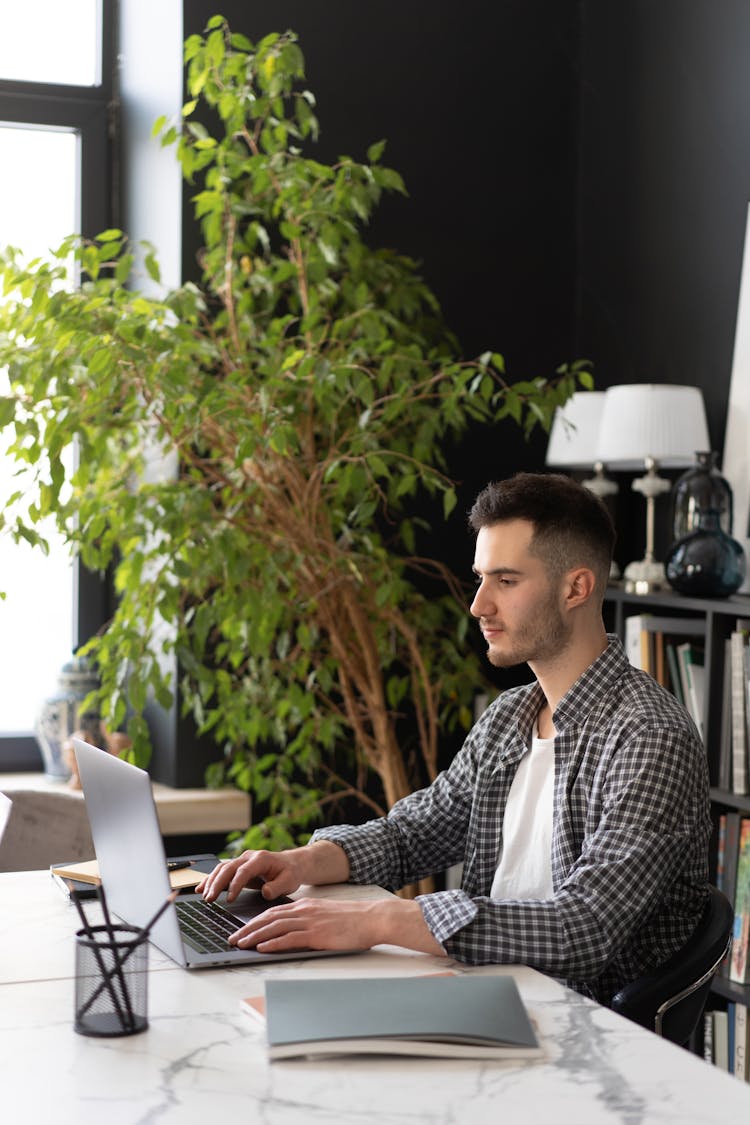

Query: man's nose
<box><xmin>470</xmin><ymin>580</ymin><xmax>494</xmax><ymax>618</ymax></box>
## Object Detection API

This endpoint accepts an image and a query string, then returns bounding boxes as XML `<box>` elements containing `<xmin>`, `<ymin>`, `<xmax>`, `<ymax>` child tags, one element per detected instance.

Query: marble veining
<box><xmin>2</xmin><ymin>872</ymin><xmax>750</xmax><ymax>1124</ymax></box>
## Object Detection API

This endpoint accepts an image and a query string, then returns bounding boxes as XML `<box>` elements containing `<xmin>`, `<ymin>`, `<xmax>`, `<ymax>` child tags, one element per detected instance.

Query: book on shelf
<box><xmin>714</xmin><ymin>1009</ymin><xmax>730</xmax><ymax>1071</ymax></box>
<box><xmin>736</xmin><ymin>1002</ymin><xmax>749</xmax><ymax>1083</ymax></box>
<box><xmin>676</xmin><ymin>641</ymin><xmax>705</xmax><ymax>739</ymax></box>
<box><xmin>665</xmin><ymin>642</ymin><xmax>686</xmax><ymax>706</ymax></box>
<box><xmin>745</xmin><ymin>643</ymin><xmax>750</xmax><ymax>781</ymax></box>
<box><xmin>623</xmin><ymin>613</ymin><xmax>669</xmax><ymax>676</ymax></box>
<box><xmin>730</xmin><ymin>625</ymin><xmax>750</xmax><ymax>795</ymax></box>
<box><xmin>729</xmin><ymin>1001</ymin><xmax>736</xmax><ymax>1074</ymax></box>
<box><xmin>706</xmin><ymin>1002</ymin><xmax>750</xmax><ymax>1082</ymax></box>
<box><xmin>725</xmin><ymin>812</ymin><xmax>743</xmax><ymax>908</ymax></box>
<box><xmin>653</xmin><ymin>629</ymin><xmax>667</xmax><ymax>687</ymax></box>
<box><xmin>719</xmin><ymin>638</ymin><xmax>734</xmax><ymax>790</ymax></box>
<box><xmin>245</xmin><ymin>974</ymin><xmax>543</xmax><ymax>1061</ymax></box>
<box><xmin>729</xmin><ymin>817</ymin><xmax>750</xmax><ymax>985</ymax></box>
<box><xmin>624</xmin><ymin>614</ymin><xmax>649</xmax><ymax>670</ymax></box>
<box><xmin>623</xmin><ymin>614</ymin><xmax>706</xmax><ymax>711</ymax></box>
<box><xmin>704</xmin><ymin>1009</ymin><xmax>714</xmax><ymax>1064</ymax></box>
<box><xmin>717</xmin><ymin>814</ymin><xmax>727</xmax><ymax>893</ymax></box>
<box><xmin>718</xmin><ymin>812</ymin><xmax>742</xmax><ymax>978</ymax></box>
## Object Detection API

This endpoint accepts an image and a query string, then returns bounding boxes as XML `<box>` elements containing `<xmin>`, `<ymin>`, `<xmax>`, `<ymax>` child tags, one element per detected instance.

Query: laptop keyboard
<box><xmin>175</xmin><ymin>898</ymin><xmax>246</xmax><ymax>954</ymax></box>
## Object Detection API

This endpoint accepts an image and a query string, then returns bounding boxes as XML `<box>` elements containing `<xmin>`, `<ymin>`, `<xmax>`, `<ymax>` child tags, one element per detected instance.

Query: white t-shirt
<box><xmin>490</xmin><ymin>724</ymin><xmax>555</xmax><ymax>901</ymax></box>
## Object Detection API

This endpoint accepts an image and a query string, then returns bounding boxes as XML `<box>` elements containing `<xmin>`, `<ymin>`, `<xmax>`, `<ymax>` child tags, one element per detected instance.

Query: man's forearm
<box><xmin>293</xmin><ymin>839</ymin><xmax>351</xmax><ymax>886</ymax></box>
<box><xmin>288</xmin><ymin>843</ymin><xmax>445</xmax><ymax>956</ymax></box>
<box><xmin>372</xmin><ymin>897</ymin><xmax>446</xmax><ymax>956</ymax></box>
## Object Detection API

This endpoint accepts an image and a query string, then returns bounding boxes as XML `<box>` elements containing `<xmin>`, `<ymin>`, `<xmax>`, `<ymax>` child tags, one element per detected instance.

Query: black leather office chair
<box><xmin>610</xmin><ymin>886</ymin><xmax>734</xmax><ymax>1047</ymax></box>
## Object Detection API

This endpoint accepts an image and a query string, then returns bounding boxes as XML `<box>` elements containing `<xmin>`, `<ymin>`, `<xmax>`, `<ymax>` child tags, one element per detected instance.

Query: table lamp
<box><xmin>545</xmin><ymin>391</ymin><xmax>617</xmax><ymax>501</ymax></box>
<box><xmin>595</xmin><ymin>384</ymin><xmax>710</xmax><ymax>593</ymax></box>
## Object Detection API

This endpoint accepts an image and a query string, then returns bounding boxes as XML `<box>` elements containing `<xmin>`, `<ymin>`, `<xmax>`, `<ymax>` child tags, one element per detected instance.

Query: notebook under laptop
<box><xmin>73</xmin><ymin>738</ymin><xmax>346</xmax><ymax>969</ymax></box>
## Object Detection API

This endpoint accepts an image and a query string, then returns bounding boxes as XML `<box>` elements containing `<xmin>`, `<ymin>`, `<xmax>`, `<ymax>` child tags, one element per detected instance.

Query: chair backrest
<box><xmin>610</xmin><ymin>885</ymin><xmax>734</xmax><ymax>1046</ymax></box>
<box><xmin>0</xmin><ymin>789</ymin><xmax>95</xmax><ymax>871</ymax></box>
<box><xmin>0</xmin><ymin>792</ymin><xmax>11</xmax><ymax>845</ymax></box>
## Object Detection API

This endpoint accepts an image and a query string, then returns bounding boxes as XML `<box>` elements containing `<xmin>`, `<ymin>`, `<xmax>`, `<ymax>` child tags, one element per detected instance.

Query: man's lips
<box><xmin>481</xmin><ymin>623</ymin><xmax>503</xmax><ymax>641</ymax></box>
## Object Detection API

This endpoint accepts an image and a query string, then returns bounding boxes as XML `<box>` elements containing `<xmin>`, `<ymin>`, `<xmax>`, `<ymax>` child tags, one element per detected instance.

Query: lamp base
<box><xmin>583</xmin><ymin>463</ymin><xmax>618</xmax><ymax>500</ymax></box>
<box><xmin>622</xmin><ymin>557</ymin><xmax>667</xmax><ymax>595</ymax></box>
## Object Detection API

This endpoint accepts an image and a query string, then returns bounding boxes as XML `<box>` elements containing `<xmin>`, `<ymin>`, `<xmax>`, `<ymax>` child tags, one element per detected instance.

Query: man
<box><xmin>198</xmin><ymin>472</ymin><xmax>711</xmax><ymax>1004</ymax></box>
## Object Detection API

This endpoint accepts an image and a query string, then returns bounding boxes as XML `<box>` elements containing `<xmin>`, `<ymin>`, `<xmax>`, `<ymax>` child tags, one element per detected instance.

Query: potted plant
<box><xmin>0</xmin><ymin>17</ymin><xmax>591</xmax><ymax>849</ymax></box>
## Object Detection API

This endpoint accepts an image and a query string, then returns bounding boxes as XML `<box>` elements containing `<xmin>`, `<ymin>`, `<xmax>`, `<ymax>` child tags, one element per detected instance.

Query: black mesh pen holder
<box><xmin>74</xmin><ymin>924</ymin><xmax>149</xmax><ymax>1037</ymax></box>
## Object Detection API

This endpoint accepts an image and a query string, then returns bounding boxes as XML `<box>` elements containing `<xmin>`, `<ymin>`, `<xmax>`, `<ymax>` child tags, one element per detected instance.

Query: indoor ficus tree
<box><xmin>0</xmin><ymin>17</ymin><xmax>592</xmax><ymax>851</ymax></box>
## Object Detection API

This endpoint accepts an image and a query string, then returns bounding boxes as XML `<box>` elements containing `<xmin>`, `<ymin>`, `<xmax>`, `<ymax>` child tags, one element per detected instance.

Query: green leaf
<box><xmin>0</xmin><ymin>397</ymin><xmax>15</xmax><ymax>427</ymax></box>
<box><xmin>281</xmin><ymin>348</ymin><xmax>306</xmax><ymax>371</ymax></box>
<box><xmin>230</xmin><ymin>33</ymin><xmax>253</xmax><ymax>51</ymax></box>
<box><xmin>367</xmin><ymin>139</ymin><xmax>386</xmax><ymax>164</ymax></box>
<box><xmin>144</xmin><ymin>251</ymin><xmax>161</xmax><ymax>283</ymax></box>
<box><xmin>0</xmin><ymin>15</ymin><xmax>575</xmax><ymax>851</ymax></box>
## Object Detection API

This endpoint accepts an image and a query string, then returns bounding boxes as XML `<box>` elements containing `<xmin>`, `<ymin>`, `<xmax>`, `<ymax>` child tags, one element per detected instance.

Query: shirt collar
<box><xmin>551</xmin><ymin>633</ymin><xmax>628</xmax><ymax>732</ymax></box>
<box><xmin>508</xmin><ymin>634</ymin><xmax>628</xmax><ymax>746</ymax></box>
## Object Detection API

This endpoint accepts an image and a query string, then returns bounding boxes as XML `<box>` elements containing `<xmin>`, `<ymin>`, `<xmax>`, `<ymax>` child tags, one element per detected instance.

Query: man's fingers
<box><xmin>227</xmin><ymin>864</ymin><xmax>254</xmax><ymax>901</ymax></box>
<box><xmin>230</xmin><ymin>909</ymin><xmax>310</xmax><ymax>950</ymax></box>
<box><xmin>199</xmin><ymin>849</ymin><xmax>304</xmax><ymax>903</ymax></box>
<box><xmin>201</xmin><ymin>857</ymin><xmax>246</xmax><ymax>901</ymax></box>
<box><xmin>259</xmin><ymin>871</ymin><xmax>296</xmax><ymax>900</ymax></box>
<box><xmin>227</xmin><ymin>898</ymin><xmax>376</xmax><ymax>953</ymax></box>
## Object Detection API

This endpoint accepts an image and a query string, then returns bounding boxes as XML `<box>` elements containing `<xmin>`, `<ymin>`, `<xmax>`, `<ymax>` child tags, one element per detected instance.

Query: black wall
<box><xmin>182</xmin><ymin>0</ymin><xmax>580</xmax><ymax>541</ymax></box>
<box><xmin>170</xmin><ymin>3</ymin><xmax>750</xmax><ymax>769</ymax></box>
<box><xmin>576</xmin><ymin>0</ymin><xmax>750</xmax><ymax>564</ymax></box>
<box><xmin>183</xmin><ymin>1</ymin><xmax>750</xmax><ymax>570</ymax></box>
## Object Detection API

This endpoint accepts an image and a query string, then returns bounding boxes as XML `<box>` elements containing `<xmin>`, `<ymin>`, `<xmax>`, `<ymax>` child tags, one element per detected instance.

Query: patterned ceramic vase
<box><xmin>35</xmin><ymin>657</ymin><xmax>100</xmax><ymax>779</ymax></box>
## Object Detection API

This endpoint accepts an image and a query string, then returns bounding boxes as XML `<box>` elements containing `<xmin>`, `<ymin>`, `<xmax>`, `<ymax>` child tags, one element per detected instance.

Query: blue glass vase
<box><xmin>665</xmin><ymin>510</ymin><xmax>746</xmax><ymax>598</ymax></box>
<box><xmin>671</xmin><ymin>451</ymin><xmax>733</xmax><ymax>540</ymax></box>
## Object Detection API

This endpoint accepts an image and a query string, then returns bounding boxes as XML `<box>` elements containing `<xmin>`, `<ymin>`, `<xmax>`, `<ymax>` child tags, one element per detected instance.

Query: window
<box><xmin>0</xmin><ymin>0</ymin><xmax>114</xmax><ymax>769</ymax></box>
<box><xmin>0</xmin><ymin>1</ymin><xmax>102</xmax><ymax>86</ymax></box>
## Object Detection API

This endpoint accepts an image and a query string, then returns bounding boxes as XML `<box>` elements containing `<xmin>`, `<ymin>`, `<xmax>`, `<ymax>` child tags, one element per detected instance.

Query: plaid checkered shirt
<box><xmin>313</xmin><ymin>634</ymin><xmax>711</xmax><ymax>1004</ymax></box>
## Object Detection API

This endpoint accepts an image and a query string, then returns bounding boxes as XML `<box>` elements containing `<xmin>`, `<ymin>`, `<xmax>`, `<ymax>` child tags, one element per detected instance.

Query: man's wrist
<box><xmin>293</xmin><ymin>839</ymin><xmax>350</xmax><ymax>886</ymax></box>
<box><xmin>372</xmin><ymin>897</ymin><xmax>446</xmax><ymax>956</ymax></box>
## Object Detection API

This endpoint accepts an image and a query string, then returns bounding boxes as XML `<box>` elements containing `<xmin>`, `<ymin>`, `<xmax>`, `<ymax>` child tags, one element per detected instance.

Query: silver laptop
<box><xmin>73</xmin><ymin>738</ymin><xmax>343</xmax><ymax>969</ymax></box>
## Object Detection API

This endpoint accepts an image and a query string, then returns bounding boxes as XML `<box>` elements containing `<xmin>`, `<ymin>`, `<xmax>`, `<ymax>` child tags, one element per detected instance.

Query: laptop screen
<box><xmin>73</xmin><ymin>739</ymin><xmax>187</xmax><ymax>964</ymax></box>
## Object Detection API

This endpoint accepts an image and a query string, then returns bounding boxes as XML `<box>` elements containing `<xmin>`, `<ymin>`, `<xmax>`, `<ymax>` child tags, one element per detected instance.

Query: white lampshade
<box><xmin>595</xmin><ymin>384</ymin><xmax>710</xmax><ymax>470</ymax></box>
<box><xmin>546</xmin><ymin>391</ymin><xmax>606</xmax><ymax>469</ymax></box>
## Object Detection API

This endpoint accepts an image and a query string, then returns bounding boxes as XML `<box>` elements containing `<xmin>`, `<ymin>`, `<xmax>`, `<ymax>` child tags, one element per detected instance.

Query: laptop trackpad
<box><xmin>217</xmin><ymin>888</ymin><xmax>293</xmax><ymax>925</ymax></box>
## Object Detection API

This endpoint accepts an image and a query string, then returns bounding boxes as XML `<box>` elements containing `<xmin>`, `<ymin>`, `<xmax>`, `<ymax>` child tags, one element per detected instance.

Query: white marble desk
<box><xmin>2</xmin><ymin>871</ymin><xmax>750</xmax><ymax>1125</ymax></box>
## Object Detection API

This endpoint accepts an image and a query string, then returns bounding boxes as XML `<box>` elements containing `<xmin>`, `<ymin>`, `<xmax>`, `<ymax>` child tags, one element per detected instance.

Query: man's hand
<box><xmin>226</xmin><ymin>895</ymin><xmax>446</xmax><ymax>957</ymax></box>
<box><xmin>196</xmin><ymin>840</ymin><xmax>350</xmax><ymax>903</ymax></box>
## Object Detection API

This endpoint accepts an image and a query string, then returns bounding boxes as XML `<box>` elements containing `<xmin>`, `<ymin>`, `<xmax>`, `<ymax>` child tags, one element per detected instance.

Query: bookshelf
<box><xmin>604</xmin><ymin>585</ymin><xmax>750</xmax><ymax>1065</ymax></box>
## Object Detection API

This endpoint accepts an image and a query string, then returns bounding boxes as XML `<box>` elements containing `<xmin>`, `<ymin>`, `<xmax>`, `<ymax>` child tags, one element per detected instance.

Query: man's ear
<box><xmin>564</xmin><ymin>566</ymin><xmax>597</xmax><ymax>608</ymax></box>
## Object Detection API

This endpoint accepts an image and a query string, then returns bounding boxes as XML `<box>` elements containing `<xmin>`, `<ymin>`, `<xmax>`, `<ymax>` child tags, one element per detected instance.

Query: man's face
<box><xmin>470</xmin><ymin>519</ymin><xmax>571</xmax><ymax>669</ymax></box>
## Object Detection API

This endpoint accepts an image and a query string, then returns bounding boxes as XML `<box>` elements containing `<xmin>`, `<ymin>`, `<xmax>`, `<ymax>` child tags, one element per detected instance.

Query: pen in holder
<box><xmin>71</xmin><ymin>885</ymin><xmax>178</xmax><ymax>1037</ymax></box>
<box><xmin>74</xmin><ymin>923</ymin><xmax>149</xmax><ymax>1037</ymax></box>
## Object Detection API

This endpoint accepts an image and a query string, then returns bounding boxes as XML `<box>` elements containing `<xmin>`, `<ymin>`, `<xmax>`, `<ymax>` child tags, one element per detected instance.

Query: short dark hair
<box><xmin>468</xmin><ymin>472</ymin><xmax>616</xmax><ymax>592</ymax></box>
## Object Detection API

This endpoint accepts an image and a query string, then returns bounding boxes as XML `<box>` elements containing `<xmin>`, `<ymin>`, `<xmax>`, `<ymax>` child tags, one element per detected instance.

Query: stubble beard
<box><xmin>484</xmin><ymin>604</ymin><xmax>571</xmax><ymax>669</ymax></box>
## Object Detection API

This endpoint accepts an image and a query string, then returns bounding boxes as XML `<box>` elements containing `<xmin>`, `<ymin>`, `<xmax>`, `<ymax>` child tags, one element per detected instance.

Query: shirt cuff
<box><xmin>309</xmin><ymin>825</ymin><xmax>372</xmax><ymax>884</ymax></box>
<box><xmin>416</xmin><ymin>888</ymin><xmax>479</xmax><ymax>945</ymax></box>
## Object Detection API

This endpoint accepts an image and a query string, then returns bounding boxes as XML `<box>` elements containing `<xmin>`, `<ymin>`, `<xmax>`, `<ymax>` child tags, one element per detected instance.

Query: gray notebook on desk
<box><xmin>262</xmin><ymin>974</ymin><xmax>542</xmax><ymax>1060</ymax></box>
<box><xmin>73</xmin><ymin>738</ymin><xmax>348</xmax><ymax>969</ymax></box>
